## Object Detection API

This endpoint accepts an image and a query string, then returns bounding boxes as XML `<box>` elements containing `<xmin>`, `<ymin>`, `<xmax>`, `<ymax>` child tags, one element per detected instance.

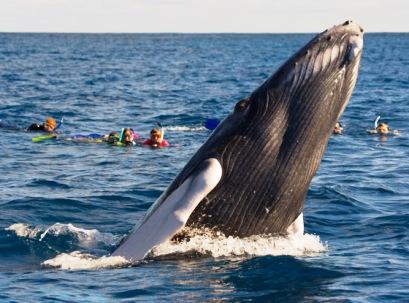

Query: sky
<box><xmin>0</xmin><ymin>0</ymin><xmax>407</xmax><ymax>33</ymax></box>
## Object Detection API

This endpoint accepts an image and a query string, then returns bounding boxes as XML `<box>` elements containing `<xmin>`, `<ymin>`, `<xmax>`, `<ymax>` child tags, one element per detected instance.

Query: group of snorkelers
<box><xmin>102</xmin><ymin>127</ymin><xmax>170</xmax><ymax>147</ymax></box>
<box><xmin>26</xmin><ymin>117</ymin><xmax>170</xmax><ymax>148</ymax></box>
<box><xmin>3</xmin><ymin>115</ymin><xmax>399</xmax><ymax>147</ymax></box>
<box><xmin>332</xmin><ymin>117</ymin><xmax>400</xmax><ymax>136</ymax></box>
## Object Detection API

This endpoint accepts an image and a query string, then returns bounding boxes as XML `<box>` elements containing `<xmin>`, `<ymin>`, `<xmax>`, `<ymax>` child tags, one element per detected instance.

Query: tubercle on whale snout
<box><xmin>327</xmin><ymin>20</ymin><xmax>364</xmax><ymax>36</ymax></box>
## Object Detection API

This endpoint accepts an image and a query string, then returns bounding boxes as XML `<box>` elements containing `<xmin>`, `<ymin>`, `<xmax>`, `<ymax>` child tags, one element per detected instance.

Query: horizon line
<box><xmin>0</xmin><ymin>30</ymin><xmax>408</xmax><ymax>35</ymax></box>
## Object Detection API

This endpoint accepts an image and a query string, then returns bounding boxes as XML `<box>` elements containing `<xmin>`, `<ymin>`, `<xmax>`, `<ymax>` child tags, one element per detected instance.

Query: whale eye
<box><xmin>234</xmin><ymin>98</ymin><xmax>250</xmax><ymax>112</ymax></box>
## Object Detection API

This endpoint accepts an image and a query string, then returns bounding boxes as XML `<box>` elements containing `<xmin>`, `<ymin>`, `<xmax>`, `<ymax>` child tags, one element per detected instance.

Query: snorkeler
<box><xmin>143</xmin><ymin>127</ymin><xmax>170</xmax><ymax>148</ymax></box>
<box><xmin>376</xmin><ymin>122</ymin><xmax>389</xmax><ymax>135</ymax></box>
<box><xmin>27</xmin><ymin>117</ymin><xmax>58</xmax><ymax>133</ymax></box>
<box><xmin>333</xmin><ymin>122</ymin><xmax>343</xmax><ymax>135</ymax></box>
<box><xmin>104</xmin><ymin>128</ymin><xmax>139</xmax><ymax>146</ymax></box>
<box><xmin>367</xmin><ymin>116</ymin><xmax>400</xmax><ymax>135</ymax></box>
<box><xmin>31</xmin><ymin>125</ymin><xmax>140</xmax><ymax>145</ymax></box>
<box><xmin>121</xmin><ymin>128</ymin><xmax>139</xmax><ymax>145</ymax></box>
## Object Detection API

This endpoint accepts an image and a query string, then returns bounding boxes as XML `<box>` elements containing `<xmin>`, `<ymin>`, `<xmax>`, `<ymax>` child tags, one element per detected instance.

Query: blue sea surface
<box><xmin>0</xmin><ymin>32</ymin><xmax>408</xmax><ymax>302</ymax></box>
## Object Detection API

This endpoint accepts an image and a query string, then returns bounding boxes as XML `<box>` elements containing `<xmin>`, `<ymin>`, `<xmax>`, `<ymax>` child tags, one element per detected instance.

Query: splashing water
<box><xmin>5</xmin><ymin>223</ymin><xmax>41</xmax><ymax>238</ymax></box>
<box><xmin>41</xmin><ymin>229</ymin><xmax>326</xmax><ymax>270</ymax></box>
<box><xmin>39</xmin><ymin>223</ymin><xmax>118</xmax><ymax>247</ymax></box>
<box><xmin>6</xmin><ymin>223</ymin><xmax>118</xmax><ymax>247</ymax></box>
<box><xmin>151</xmin><ymin>231</ymin><xmax>327</xmax><ymax>259</ymax></box>
<box><xmin>42</xmin><ymin>251</ymin><xmax>130</xmax><ymax>270</ymax></box>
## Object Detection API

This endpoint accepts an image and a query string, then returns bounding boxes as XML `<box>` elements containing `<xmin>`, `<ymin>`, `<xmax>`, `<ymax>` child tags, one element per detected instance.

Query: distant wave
<box><xmin>5</xmin><ymin>223</ymin><xmax>118</xmax><ymax>247</ymax></box>
<box><xmin>27</xmin><ymin>179</ymin><xmax>71</xmax><ymax>189</ymax></box>
<box><xmin>165</xmin><ymin>125</ymin><xmax>207</xmax><ymax>132</ymax></box>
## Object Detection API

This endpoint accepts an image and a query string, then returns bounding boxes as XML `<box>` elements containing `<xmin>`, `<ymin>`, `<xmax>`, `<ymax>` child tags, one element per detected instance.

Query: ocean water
<box><xmin>0</xmin><ymin>32</ymin><xmax>408</xmax><ymax>302</ymax></box>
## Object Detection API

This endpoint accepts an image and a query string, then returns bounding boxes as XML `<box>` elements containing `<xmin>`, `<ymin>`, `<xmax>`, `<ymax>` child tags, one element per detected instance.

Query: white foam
<box><xmin>8</xmin><ymin>223</ymin><xmax>327</xmax><ymax>270</ymax></box>
<box><xmin>42</xmin><ymin>232</ymin><xmax>325</xmax><ymax>270</ymax></box>
<box><xmin>39</xmin><ymin>223</ymin><xmax>117</xmax><ymax>247</ymax></box>
<box><xmin>5</xmin><ymin>222</ymin><xmax>117</xmax><ymax>247</ymax></box>
<box><xmin>42</xmin><ymin>251</ymin><xmax>129</xmax><ymax>270</ymax></box>
<box><xmin>165</xmin><ymin>126</ymin><xmax>207</xmax><ymax>132</ymax></box>
<box><xmin>5</xmin><ymin>223</ymin><xmax>41</xmax><ymax>238</ymax></box>
<box><xmin>151</xmin><ymin>231</ymin><xmax>327</xmax><ymax>258</ymax></box>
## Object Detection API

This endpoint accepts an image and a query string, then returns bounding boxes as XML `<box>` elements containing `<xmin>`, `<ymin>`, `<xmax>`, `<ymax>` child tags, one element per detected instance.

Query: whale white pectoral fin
<box><xmin>112</xmin><ymin>158</ymin><xmax>222</xmax><ymax>262</ymax></box>
<box><xmin>286</xmin><ymin>212</ymin><xmax>304</xmax><ymax>236</ymax></box>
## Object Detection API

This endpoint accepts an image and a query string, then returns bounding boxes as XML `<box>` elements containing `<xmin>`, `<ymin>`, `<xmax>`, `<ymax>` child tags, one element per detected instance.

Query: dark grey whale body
<box><xmin>113</xmin><ymin>21</ymin><xmax>364</xmax><ymax>261</ymax></box>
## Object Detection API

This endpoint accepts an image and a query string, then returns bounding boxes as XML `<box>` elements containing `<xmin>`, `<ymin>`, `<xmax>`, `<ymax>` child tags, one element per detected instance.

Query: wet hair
<box><xmin>376</xmin><ymin>122</ymin><xmax>389</xmax><ymax>129</ymax></box>
<box><xmin>107</xmin><ymin>131</ymin><xmax>120</xmax><ymax>144</ymax></box>
<box><xmin>150</xmin><ymin>128</ymin><xmax>162</xmax><ymax>136</ymax></box>
<box><xmin>123</xmin><ymin>128</ymin><xmax>134</xmax><ymax>135</ymax></box>
<box><xmin>121</xmin><ymin>128</ymin><xmax>134</xmax><ymax>144</ymax></box>
<box><xmin>44</xmin><ymin>117</ymin><xmax>57</xmax><ymax>129</ymax></box>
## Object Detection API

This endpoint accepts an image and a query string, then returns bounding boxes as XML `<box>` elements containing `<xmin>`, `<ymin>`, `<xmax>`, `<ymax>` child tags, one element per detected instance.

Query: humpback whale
<box><xmin>113</xmin><ymin>21</ymin><xmax>364</xmax><ymax>262</ymax></box>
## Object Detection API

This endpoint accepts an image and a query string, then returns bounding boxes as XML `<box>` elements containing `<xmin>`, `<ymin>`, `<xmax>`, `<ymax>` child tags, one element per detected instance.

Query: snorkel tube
<box><xmin>157</xmin><ymin>123</ymin><xmax>165</xmax><ymax>141</ymax></box>
<box><xmin>118</xmin><ymin>128</ymin><xmax>124</xmax><ymax>142</ymax></box>
<box><xmin>54</xmin><ymin>117</ymin><xmax>64</xmax><ymax>131</ymax></box>
<box><xmin>374</xmin><ymin>116</ymin><xmax>381</xmax><ymax>129</ymax></box>
<box><xmin>117</xmin><ymin>128</ymin><xmax>136</xmax><ymax>146</ymax></box>
<box><xmin>115</xmin><ymin>128</ymin><xmax>125</xmax><ymax>146</ymax></box>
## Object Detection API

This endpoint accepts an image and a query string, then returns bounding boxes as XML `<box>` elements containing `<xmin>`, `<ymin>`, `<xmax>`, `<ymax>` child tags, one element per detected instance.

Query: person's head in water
<box><xmin>376</xmin><ymin>122</ymin><xmax>389</xmax><ymax>135</ymax></box>
<box><xmin>121</xmin><ymin>128</ymin><xmax>135</xmax><ymax>145</ymax></box>
<box><xmin>150</xmin><ymin>128</ymin><xmax>163</xmax><ymax>146</ymax></box>
<box><xmin>107</xmin><ymin>131</ymin><xmax>120</xmax><ymax>144</ymax></box>
<box><xmin>43</xmin><ymin>117</ymin><xmax>57</xmax><ymax>132</ymax></box>
<box><xmin>333</xmin><ymin>122</ymin><xmax>343</xmax><ymax>135</ymax></box>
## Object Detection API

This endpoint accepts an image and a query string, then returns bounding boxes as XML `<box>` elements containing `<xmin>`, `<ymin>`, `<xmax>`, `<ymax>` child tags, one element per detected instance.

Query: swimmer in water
<box><xmin>121</xmin><ymin>128</ymin><xmax>139</xmax><ymax>145</ymax></box>
<box><xmin>367</xmin><ymin>116</ymin><xmax>400</xmax><ymax>136</ymax></box>
<box><xmin>104</xmin><ymin>131</ymin><xmax>120</xmax><ymax>145</ymax></box>
<box><xmin>27</xmin><ymin>117</ymin><xmax>57</xmax><ymax>133</ymax></box>
<box><xmin>32</xmin><ymin>126</ymin><xmax>139</xmax><ymax>144</ymax></box>
<box><xmin>376</xmin><ymin>122</ymin><xmax>389</xmax><ymax>135</ymax></box>
<box><xmin>333</xmin><ymin>122</ymin><xmax>343</xmax><ymax>135</ymax></box>
<box><xmin>143</xmin><ymin>127</ymin><xmax>170</xmax><ymax>148</ymax></box>
<box><xmin>103</xmin><ymin>128</ymin><xmax>139</xmax><ymax>146</ymax></box>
